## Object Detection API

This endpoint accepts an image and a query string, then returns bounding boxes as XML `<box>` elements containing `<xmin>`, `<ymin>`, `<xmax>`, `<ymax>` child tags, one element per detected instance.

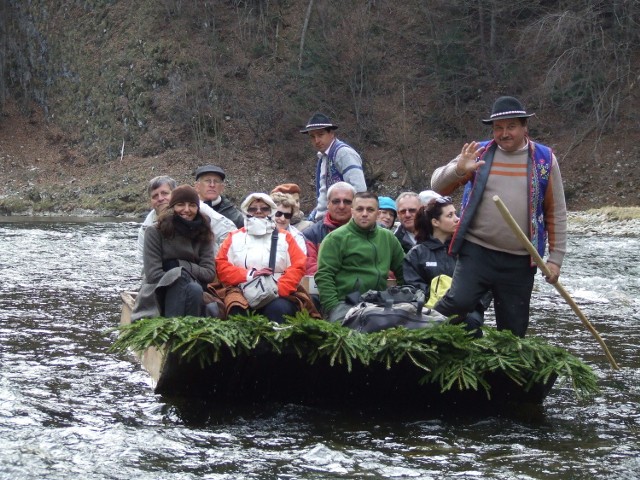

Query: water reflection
<box><xmin>0</xmin><ymin>218</ymin><xmax>638</xmax><ymax>479</ymax></box>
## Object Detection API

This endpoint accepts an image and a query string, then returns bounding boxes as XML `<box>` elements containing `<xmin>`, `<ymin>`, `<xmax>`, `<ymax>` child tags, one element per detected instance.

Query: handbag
<box><xmin>242</xmin><ymin>229</ymin><xmax>279</xmax><ymax>309</ymax></box>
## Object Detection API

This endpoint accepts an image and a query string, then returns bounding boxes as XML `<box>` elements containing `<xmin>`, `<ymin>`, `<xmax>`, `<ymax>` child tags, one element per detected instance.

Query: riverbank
<box><xmin>2</xmin><ymin>100</ymin><xmax>640</xmax><ymax>218</ymax></box>
<box><xmin>567</xmin><ymin>207</ymin><xmax>640</xmax><ymax>236</ymax></box>
<box><xmin>2</xmin><ymin>207</ymin><xmax>639</xmax><ymax>237</ymax></box>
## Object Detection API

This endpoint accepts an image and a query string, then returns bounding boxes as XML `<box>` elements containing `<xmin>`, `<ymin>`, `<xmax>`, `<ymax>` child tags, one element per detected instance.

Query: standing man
<box><xmin>300</xmin><ymin>112</ymin><xmax>366</xmax><ymax>222</ymax></box>
<box><xmin>194</xmin><ymin>164</ymin><xmax>244</xmax><ymax>228</ymax></box>
<box><xmin>137</xmin><ymin>175</ymin><xmax>176</xmax><ymax>261</ymax></box>
<box><xmin>302</xmin><ymin>181</ymin><xmax>356</xmax><ymax>275</ymax></box>
<box><xmin>394</xmin><ymin>192</ymin><xmax>421</xmax><ymax>253</ymax></box>
<box><xmin>431</xmin><ymin>96</ymin><xmax>567</xmax><ymax>337</ymax></box>
<box><xmin>315</xmin><ymin>192</ymin><xmax>405</xmax><ymax>322</ymax></box>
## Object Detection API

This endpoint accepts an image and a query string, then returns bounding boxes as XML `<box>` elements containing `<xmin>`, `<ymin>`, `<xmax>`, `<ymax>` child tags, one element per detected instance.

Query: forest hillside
<box><xmin>0</xmin><ymin>1</ymin><xmax>638</xmax><ymax>215</ymax></box>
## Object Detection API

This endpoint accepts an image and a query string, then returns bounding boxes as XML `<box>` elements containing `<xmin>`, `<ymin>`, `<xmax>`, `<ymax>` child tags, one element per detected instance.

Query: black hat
<box><xmin>481</xmin><ymin>96</ymin><xmax>535</xmax><ymax>125</ymax></box>
<box><xmin>195</xmin><ymin>164</ymin><xmax>226</xmax><ymax>181</ymax></box>
<box><xmin>169</xmin><ymin>184</ymin><xmax>200</xmax><ymax>208</ymax></box>
<box><xmin>300</xmin><ymin>112</ymin><xmax>338</xmax><ymax>134</ymax></box>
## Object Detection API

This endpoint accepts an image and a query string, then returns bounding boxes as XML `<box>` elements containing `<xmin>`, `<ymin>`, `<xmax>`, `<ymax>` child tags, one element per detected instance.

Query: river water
<box><xmin>0</xmin><ymin>217</ymin><xmax>638</xmax><ymax>479</ymax></box>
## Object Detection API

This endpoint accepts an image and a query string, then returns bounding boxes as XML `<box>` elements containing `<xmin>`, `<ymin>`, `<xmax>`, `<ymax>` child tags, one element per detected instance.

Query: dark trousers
<box><xmin>229</xmin><ymin>297</ymin><xmax>299</xmax><ymax>324</ymax></box>
<box><xmin>435</xmin><ymin>241</ymin><xmax>536</xmax><ymax>337</ymax></box>
<box><xmin>163</xmin><ymin>271</ymin><xmax>204</xmax><ymax>317</ymax></box>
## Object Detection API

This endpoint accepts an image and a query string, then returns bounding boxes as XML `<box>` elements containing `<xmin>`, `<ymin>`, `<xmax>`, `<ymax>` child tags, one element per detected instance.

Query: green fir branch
<box><xmin>110</xmin><ymin>312</ymin><xmax>600</xmax><ymax>399</ymax></box>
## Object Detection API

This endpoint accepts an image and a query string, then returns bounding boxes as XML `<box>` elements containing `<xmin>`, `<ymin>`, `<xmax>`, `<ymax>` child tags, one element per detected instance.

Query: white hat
<box><xmin>418</xmin><ymin>190</ymin><xmax>443</xmax><ymax>205</ymax></box>
<box><xmin>240</xmin><ymin>193</ymin><xmax>278</xmax><ymax>214</ymax></box>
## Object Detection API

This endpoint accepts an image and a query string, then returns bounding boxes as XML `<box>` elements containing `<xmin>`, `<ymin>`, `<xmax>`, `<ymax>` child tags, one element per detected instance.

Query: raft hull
<box><xmin>120</xmin><ymin>292</ymin><xmax>556</xmax><ymax>407</ymax></box>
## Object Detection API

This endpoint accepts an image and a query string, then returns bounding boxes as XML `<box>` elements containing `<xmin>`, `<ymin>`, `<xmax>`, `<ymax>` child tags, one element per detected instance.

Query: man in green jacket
<box><xmin>316</xmin><ymin>192</ymin><xmax>406</xmax><ymax>322</ymax></box>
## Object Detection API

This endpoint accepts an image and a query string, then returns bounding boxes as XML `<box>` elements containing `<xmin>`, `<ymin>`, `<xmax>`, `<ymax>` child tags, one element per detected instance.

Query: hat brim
<box><xmin>195</xmin><ymin>167</ymin><xmax>226</xmax><ymax>181</ymax></box>
<box><xmin>240</xmin><ymin>193</ymin><xmax>278</xmax><ymax>214</ymax></box>
<box><xmin>481</xmin><ymin>113</ymin><xmax>535</xmax><ymax>125</ymax></box>
<box><xmin>299</xmin><ymin>124</ymin><xmax>338</xmax><ymax>134</ymax></box>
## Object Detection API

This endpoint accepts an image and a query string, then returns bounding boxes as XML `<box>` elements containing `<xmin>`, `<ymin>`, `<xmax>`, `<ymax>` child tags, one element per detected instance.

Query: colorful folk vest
<box><xmin>314</xmin><ymin>139</ymin><xmax>350</xmax><ymax>198</ymax></box>
<box><xmin>453</xmin><ymin>139</ymin><xmax>553</xmax><ymax>260</ymax></box>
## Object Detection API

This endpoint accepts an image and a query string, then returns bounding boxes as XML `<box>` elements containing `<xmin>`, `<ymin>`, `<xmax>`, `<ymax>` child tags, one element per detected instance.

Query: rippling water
<box><xmin>1</xmin><ymin>218</ymin><xmax>638</xmax><ymax>479</ymax></box>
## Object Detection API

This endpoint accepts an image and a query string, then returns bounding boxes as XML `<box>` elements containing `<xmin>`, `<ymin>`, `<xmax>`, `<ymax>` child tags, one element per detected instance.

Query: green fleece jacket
<box><xmin>316</xmin><ymin>219</ymin><xmax>405</xmax><ymax>313</ymax></box>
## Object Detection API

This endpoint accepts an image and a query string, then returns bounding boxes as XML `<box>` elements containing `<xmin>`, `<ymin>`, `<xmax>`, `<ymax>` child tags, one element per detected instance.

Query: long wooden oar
<box><xmin>492</xmin><ymin>195</ymin><xmax>619</xmax><ymax>370</ymax></box>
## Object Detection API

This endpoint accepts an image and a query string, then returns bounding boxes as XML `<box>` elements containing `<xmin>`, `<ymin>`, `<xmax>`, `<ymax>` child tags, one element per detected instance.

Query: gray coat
<box><xmin>132</xmin><ymin>223</ymin><xmax>216</xmax><ymax>321</ymax></box>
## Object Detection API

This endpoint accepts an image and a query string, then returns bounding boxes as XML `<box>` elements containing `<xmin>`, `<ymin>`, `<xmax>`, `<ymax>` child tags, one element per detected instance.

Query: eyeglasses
<box><xmin>274</xmin><ymin>211</ymin><xmax>293</xmax><ymax>219</ymax></box>
<box><xmin>330</xmin><ymin>198</ymin><xmax>353</xmax><ymax>206</ymax></box>
<box><xmin>425</xmin><ymin>196</ymin><xmax>452</xmax><ymax>211</ymax></box>
<box><xmin>247</xmin><ymin>206</ymin><xmax>271</xmax><ymax>214</ymax></box>
<box><xmin>398</xmin><ymin>208</ymin><xmax>418</xmax><ymax>215</ymax></box>
<box><xmin>199</xmin><ymin>179</ymin><xmax>223</xmax><ymax>186</ymax></box>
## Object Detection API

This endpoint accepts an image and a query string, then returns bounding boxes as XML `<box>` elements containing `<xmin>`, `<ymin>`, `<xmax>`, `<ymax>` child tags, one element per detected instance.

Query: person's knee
<box><xmin>261</xmin><ymin>298</ymin><xmax>298</xmax><ymax>323</ymax></box>
<box><xmin>326</xmin><ymin>301</ymin><xmax>350</xmax><ymax>323</ymax></box>
<box><xmin>434</xmin><ymin>293</ymin><xmax>477</xmax><ymax>316</ymax></box>
<box><xmin>187</xmin><ymin>281</ymin><xmax>203</xmax><ymax>293</ymax></box>
<box><xmin>205</xmin><ymin>302</ymin><xmax>221</xmax><ymax>318</ymax></box>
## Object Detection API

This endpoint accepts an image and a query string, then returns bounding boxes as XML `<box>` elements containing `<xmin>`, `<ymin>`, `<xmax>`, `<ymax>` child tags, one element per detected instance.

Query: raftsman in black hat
<box><xmin>300</xmin><ymin>112</ymin><xmax>338</xmax><ymax>134</ymax></box>
<box><xmin>482</xmin><ymin>96</ymin><xmax>535</xmax><ymax>125</ymax></box>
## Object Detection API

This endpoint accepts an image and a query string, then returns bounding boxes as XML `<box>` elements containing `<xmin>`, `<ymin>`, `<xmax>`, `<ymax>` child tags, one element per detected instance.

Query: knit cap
<box><xmin>378</xmin><ymin>196</ymin><xmax>397</xmax><ymax>213</ymax></box>
<box><xmin>169</xmin><ymin>185</ymin><xmax>200</xmax><ymax>208</ymax></box>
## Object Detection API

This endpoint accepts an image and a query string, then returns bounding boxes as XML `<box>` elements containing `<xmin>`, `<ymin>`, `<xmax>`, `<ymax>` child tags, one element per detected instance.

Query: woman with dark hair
<box><xmin>403</xmin><ymin>192</ymin><xmax>488</xmax><ymax>333</ymax></box>
<box><xmin>403</xmin><ymin>194</ymin><xmax>458</xmax><ymax>293</ymax></box>
<box><xmin>132</xmin><ymin>185</ymin><xmax>216</xmax><ymax>320</ymax></box>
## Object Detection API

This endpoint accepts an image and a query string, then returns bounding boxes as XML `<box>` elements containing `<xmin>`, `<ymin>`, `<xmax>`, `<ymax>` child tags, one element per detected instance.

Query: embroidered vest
<box><xmin>453</xmin><ymin>140</ymin><xmax>553</xmax><ymax>260</ymax></box>
<box><xmin>314</xmin><ymin>140</ymin><xmax>349</xmax><ymax>197</ymax></box>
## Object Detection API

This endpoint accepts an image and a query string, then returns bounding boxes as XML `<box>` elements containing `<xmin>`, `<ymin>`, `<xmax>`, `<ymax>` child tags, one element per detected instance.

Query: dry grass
<box><xmin>584</xmin><ymin>207</ymin><xmax>640</xmax><ymax>221</ymax></box>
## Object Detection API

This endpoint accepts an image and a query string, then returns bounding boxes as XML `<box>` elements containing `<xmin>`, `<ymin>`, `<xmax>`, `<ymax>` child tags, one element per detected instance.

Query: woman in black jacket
<box><xmin>403</xmin><ymin>196</ymin><xmax>458</xmax><ymax>294</ymax></box>
<box><xmin>403</xmin><ymin>194</ymin><xmax>488</xmax><ymax>333</ymax></box>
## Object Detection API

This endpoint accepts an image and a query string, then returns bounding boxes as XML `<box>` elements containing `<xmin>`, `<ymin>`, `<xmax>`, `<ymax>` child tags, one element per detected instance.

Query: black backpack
<box><xmin>341</xmin><ymin>285</ymin><xmax>446</xmax><ymax>333</ymax></box>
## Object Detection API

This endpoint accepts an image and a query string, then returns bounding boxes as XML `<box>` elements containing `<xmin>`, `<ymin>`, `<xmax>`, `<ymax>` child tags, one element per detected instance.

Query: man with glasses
<box><xmin>194</xmin><ymin>164</ymin><xmax>244</xmax><ymax>228</ymax></box>
<box><xmin>302</xmin><ymin>181</ymin><xmax>356</xmax><ymax>275</ymax></box>
<box><xmin>430</xmin><ymin>96</ymin><xmax>567</xmax><ymax>337</ymax></box>
<box><xmin>315</xmin><ymin>192</ymin><xmax>405</xmax><ymax>322</ymax></box>
<box><xmin>300</xmin><ymin>113</ymin><xmax>366</xmax><ymax>222</ymax></box>
<box><xmin>394</xmin><ymin>192</ymin><xmax>421</xmax><ymax>253</ymax></box>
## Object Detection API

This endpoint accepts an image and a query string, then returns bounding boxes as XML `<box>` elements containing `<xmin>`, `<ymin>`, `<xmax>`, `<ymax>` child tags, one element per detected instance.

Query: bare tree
<box><xmin>298</xmin><ymin>0</ymin><xmax>314</xmax><ymax>71</ymax></box>
<box><xmin>0</xmin><ymin>0</ymin><xmax>6</xmax><ymax>111</ymax></box>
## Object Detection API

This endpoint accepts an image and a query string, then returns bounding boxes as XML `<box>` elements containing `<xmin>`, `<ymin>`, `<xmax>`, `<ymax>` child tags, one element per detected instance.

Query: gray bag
<box><xmin>242</xmin><ymin>274</ymin><xmax>279</xmax><ymax>309</ymax></box>
<box><xmin>242</xmin><ymin>229</ymin><xmax>279</xmax><ymax>309</ymax></box>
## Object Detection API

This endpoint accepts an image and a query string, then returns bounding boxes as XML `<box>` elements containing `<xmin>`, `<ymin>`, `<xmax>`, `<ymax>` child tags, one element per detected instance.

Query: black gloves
<box><xmin>162</xmin><ymin>259</ymin><xmax>180</xmax><ymax>271</ymax></box>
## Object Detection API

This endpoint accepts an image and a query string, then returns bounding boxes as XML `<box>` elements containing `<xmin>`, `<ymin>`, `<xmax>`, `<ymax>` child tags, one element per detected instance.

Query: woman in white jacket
<box><xmin>216</xmin><ymin>193</ymin><xmax>307</xmax><ymax>323</ymax></box>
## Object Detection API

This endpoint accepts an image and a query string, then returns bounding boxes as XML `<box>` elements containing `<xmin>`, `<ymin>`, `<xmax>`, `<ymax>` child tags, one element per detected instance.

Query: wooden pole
<box><xmin>492</xmin><ymin>195</ymin><xmax>620</xmax><ymax>370</ymax></box>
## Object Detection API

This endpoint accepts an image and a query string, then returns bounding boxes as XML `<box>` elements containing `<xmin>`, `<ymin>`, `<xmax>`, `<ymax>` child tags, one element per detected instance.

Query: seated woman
<box><xmin>132</xmin><ymin>185</ymin><xmax>216</xmax><ymax>320</ymax></box>
<box><xmin>403</xmin><ymin>193</ymin><xmax>489</xmax><ymax>334</ymax></box>
<box><xmin>270</xmin><ymin>191</ymin><xmax>307</xmax><ymax>254</ymax></box>
<box><xmin>216</xmin><ymin>193</ymin><xmax>310</xmax><ymax>323</ymax></box>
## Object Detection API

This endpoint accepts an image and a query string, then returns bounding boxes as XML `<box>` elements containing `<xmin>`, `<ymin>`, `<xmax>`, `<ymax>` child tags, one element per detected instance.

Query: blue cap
<box><xmin>378</xmin><ymin>196</ymin><xmax>397</xmax><ymax>214</ymax></box>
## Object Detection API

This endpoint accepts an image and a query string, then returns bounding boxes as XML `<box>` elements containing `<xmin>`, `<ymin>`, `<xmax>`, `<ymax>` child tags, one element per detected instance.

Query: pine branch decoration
<box><xmin>110</xmin><ymin>312</ymin><xmax>599</xmax><ymax>398</ymax></box>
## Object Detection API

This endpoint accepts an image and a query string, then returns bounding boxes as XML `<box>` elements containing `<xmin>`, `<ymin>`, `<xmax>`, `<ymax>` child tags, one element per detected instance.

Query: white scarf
<box><xmin>244</xmin><ymin>216</ymin><xmax>275</xmax><ymax>236</ymax></box>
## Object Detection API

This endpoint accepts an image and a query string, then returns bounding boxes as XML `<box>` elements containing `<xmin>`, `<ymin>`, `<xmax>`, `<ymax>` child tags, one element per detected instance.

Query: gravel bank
<box><xmin>567</xmin><ymin>211</ymin><xmax>640</xmax><ymax>237</ymax></box>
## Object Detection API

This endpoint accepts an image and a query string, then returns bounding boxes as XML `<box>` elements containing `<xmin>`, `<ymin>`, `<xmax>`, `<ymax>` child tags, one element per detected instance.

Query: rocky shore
<box><xmin>567</xmin><ymin>209</ymin><xmax>640</xmax><ymax>237</ymax></box>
